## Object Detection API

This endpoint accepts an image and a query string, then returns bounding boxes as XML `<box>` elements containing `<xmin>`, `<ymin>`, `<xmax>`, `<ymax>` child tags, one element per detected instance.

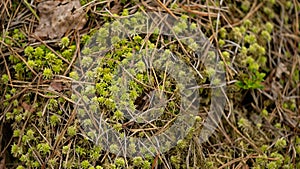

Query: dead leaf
<box><xmin>109</xmin><ymin>0</ymin><xmax>122</xmax><ymax>14</ymax></box>
<box><xmin>21</xmin><ymin>102</ymin><xmax>31</xmax><ymax>111</ymax></box>
<box><xmin>50</xmin><ymin>81</ymin><xmax>63</xmax><ymax>92</ymax></box>
<box><xmin>271</xmin><ymin>78</ymin><xmax>283</xmax><ymax>99</ymax></box>
<box><xmin>0</xmin><ymin>157</ymin><xmax>5</xmax><ymax>169</ymax></box>
<box><xmin>242</xmin><ymin>164</ymin><xmax>250</xmax><ymax>169</ymax></box>
<box><xmin>34</xmin><ymin>0</ymin><xmax>87</xmax><ymax>39</ymax></box>
<box><xmin>21</xmin><ymin>102</ymin><xmax>35</xmax><ymax>113</ymax></box>
<box><xmin>275</xmin><ymin>62</ymin><xmax>289</xmax><ymax>79</ymax></box>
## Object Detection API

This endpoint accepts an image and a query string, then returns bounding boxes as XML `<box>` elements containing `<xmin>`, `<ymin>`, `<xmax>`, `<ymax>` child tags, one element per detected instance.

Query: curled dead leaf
<box><xmin>21</xmin><ymin>102</ymin><xmax>35</xmax><ymax>113</ymax></box>
<box><xmin>34</xmin><ymin>0</ymin><xmax>87</xmax><ymax>39</ymax></box>
<box><xmin>271</xmin><ymin>78</ymin><xmax>283</xmax><ymax>99</ymax></box>
<box><xmin>275</xmin><ymin>62</ymin><xmax>289</xmax><ymax>79</ymax></box>
<box><xmin>109</xmin><ymin>1</ymin><xmax>122</xmax><ymax>14</ymax></box>
<box><xmin>0</xmin><ymin>157</ymin><xmax>5</xmax><ymax>169</ymax></box>
<box><xmin>49</xmin><ymin>81</ymin><xmax>63</xmax><ymax>92</ymax></box>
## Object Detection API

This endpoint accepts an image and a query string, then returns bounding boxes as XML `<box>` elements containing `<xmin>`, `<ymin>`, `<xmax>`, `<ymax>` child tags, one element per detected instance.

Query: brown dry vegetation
<box><xmin>0</xmin><ymin>0</ymin><xmax>299</xmax><ymax>168</ymax></box>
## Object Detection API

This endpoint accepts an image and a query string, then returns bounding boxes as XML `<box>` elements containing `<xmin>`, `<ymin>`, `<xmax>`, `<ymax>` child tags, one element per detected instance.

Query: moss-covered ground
<box><xmin>0</xmin><ymin>0</ymin><xmax>299</xmax><ymax>168</ymax></box>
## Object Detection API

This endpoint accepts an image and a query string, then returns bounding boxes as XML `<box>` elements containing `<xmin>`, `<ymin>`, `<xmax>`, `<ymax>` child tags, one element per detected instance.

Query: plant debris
<box><xmin>0</xmin><ymin>0</ymin><xmax>299</xmax><ymax>168</ymax></box>
<box><xmin>33</xmin><ymin>0</ymin><xmax>87</xmax><ymax>39</ymax></box>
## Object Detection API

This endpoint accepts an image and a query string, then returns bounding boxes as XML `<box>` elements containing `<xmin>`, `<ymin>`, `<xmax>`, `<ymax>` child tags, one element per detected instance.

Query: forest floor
<box><xmin>0</xmin><ymin>0</ymin><xmax>299</xmax><ymax>168</ymax></box>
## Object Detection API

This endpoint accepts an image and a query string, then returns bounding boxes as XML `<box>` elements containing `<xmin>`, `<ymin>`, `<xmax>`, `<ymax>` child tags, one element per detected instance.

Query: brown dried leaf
<box><xmin>21</xmin><ymin>102</ymin><xmax>31</xmax><ymax>111</ymax></box>
<box><xmin>275</xmin><ymin>62</ymin><xmax>289</xmax><ymax>79</ymax></box>
<box><xmin>21</xmin><ymin>102</ymin><xmax>35</xmax><ymax>113</ymax></box>
<box><xmin>50</xmin><ymin>81</ymin><xmax>63</xmax><ymax>92</ymax></box>
<box><xmin>34</xmin><ymin>0</ymin><xmax>87</xmax><ymax>39</ymax></box>
<box><xmin>0</xmin><ymin>158</ymin><xmax>5</xmax><ymax>169</ymax></box>
<box><xmin>110</xmin><ymin>1</ymin><xmax>122</xmax><ymax>14</ymax></box>
<box><xmin>271</xmin><ymin>78</ymin><xmax>283</xmax><ymax>99</ymax></box>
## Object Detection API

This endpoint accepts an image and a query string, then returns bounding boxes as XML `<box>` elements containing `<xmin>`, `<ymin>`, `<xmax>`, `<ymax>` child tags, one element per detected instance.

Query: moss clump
<box><xmin>0</xmin><ymin>0</ymin><xmax>299</xmax><ymax>168</ymax></box>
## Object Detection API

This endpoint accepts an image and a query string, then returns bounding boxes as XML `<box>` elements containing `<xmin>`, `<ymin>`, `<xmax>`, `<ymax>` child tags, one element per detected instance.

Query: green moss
<box><xmin>0</xmin><ymin>1</ymin><xmax>298</xmax><ymax>168</ymax></box>
<box><xmin>81</xmin><ymin>160</ymin><xmax>91</xmax><ymax>169</ymax></box>
<box><xmin>60</xmin><ymin>36</ymin><xmax>70</xmax><ymax>48</ymax></box>
<box><xmin>275</xmin><ymin>138</ymin><xmax>287</xmax><ymax>149</ymax></box>
<box><xmin>241</xmin><ymin>1</ymin><xmax>251</xmax><ymax>12</ymax></box>
<box><xmin>37</xmin><ymin>143</ymin><xmax>51</xmax><ymax>155</ymax></box>
<box><xmin>115</xmin><ymin>157</ymin><xmax>125</xmax><ymax>167</ymax></box>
